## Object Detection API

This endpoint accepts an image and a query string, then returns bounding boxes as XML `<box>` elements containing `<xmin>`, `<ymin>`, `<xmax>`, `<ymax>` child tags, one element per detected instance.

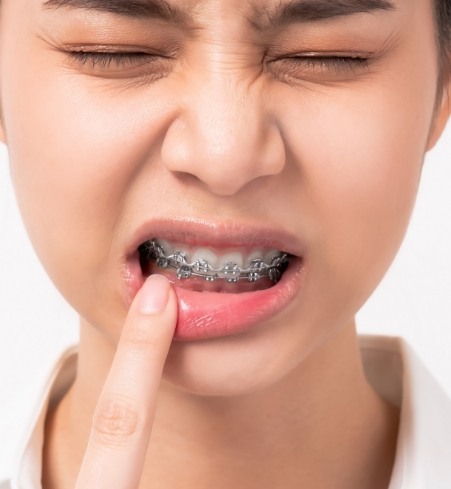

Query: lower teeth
<box><xmin>139</xmin><ymin>239</ymin><xmax>289</xmax><ymax>285</ymax></box>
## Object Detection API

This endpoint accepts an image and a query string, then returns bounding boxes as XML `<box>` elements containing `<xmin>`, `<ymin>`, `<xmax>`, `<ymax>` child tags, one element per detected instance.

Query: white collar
<box><xmin>360</xmin><ymin>336</ymin><xmax>451</xmax><ymax>488</ymax></box>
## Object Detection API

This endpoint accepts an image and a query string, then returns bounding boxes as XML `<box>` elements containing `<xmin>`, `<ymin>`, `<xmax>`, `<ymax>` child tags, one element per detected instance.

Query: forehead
<box><xmin>38</xmin><ymin>0</ymin><xmax>400</xmax><ymax>28</ymax></box>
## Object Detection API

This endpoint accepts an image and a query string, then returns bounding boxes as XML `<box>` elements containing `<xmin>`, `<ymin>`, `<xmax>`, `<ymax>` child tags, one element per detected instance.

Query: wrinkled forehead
<box><xmin>6</xmin><ymin>0</ymin><xmax>439</xmax><ymax>42</ymax></box>
<box><xmin>0</xmin><ymin>0</ymin><xmax>438</xmax><ymax>59</ymax></box>
<box><xmin>36</xmin><ymin>0</ymin><xmax>399</xmax><ymax>25</ymax></box>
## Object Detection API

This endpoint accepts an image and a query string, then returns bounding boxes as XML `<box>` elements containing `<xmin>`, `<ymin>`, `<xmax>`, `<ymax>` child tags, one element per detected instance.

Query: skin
<box><xmin>0</xmin><ymin>0</ymin><xmax>450</xmax><ymax>487</ymax></box>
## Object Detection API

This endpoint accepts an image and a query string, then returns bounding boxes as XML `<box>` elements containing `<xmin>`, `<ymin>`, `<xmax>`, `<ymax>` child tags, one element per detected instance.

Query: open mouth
<box><xmin>138</xmin><ymin>238</ymin><xmax>291</xmax><ymax>293</ymax></box>
<box><xmin>123</xmin><ymin>222</ymin><xmax>304</xmax><ymax>340</ymax></box>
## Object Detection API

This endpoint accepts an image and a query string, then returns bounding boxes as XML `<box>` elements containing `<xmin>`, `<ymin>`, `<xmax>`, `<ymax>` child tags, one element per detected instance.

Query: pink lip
<box><xmin>122</xmin><ymin>218</ymin><xmax>305</xmax><ymax>341</ymax></box>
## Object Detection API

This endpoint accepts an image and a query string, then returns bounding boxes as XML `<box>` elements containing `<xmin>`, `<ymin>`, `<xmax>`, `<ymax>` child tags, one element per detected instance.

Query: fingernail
<box><xmin>137</xmin><ymin>275</ymin><xmax>170</xmax><ymax>314</ymax></box>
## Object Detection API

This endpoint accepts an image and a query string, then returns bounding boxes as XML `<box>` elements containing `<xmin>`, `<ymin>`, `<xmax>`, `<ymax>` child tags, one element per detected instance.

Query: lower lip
<box><xmin>123</xmin><ymin>256</ymin><xmax>303</xmax><ymax>341</ymax></box>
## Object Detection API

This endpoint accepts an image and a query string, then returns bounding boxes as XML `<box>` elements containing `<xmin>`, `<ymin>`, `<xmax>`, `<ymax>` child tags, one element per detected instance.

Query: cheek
<box><xmin>2</xmin><ymin>44</ymin><xmax>175</xmax><ymax>321</ymax></box>
<box><xmin>276</xmin><ymin>55</ymin><xmax>436</xmax><ymax>319</ymax></box>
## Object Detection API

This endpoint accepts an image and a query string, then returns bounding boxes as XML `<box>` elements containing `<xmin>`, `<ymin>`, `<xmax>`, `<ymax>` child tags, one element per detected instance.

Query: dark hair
<box><xmin>436</xmin><ymin>0</ymin><xmax>451</xmax><ymax>72</ymax></box>
<box><xmin>433</xmin><ymin>0</ymin><xmax>450</xmax><ymax>110</ymax></box>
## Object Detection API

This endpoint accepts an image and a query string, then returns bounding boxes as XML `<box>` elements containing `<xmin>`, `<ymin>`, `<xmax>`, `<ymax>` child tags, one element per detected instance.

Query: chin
<box><xmin>160</xmin><ymin>315</ymin><xmax>317</xmax><ymax>398</ymax></box>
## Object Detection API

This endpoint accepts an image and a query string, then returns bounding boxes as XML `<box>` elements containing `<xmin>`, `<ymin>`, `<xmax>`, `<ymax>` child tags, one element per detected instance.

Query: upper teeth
<box><xmin>157</xmin><ymin>239</ymin><xmax>282</xmax><ymax>269</ymax></box>
<box><xmin>139</xmin><ymin>239</ymin><xmax>289</xmax><ymax>284</ymax></box>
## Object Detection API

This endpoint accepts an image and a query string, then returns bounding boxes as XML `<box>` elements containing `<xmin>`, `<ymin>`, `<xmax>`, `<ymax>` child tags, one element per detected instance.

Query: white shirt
<box><xmin>1</xmin><ymin>335</ymin><xmax>450</xmax><ymax>488</ymax></box>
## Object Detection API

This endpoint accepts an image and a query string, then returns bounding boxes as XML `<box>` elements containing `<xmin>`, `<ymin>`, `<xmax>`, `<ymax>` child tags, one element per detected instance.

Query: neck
<box><xmin>43</xmin><ymin>321</ymin><xmax>399</xmax><ymax>489</ymax></box>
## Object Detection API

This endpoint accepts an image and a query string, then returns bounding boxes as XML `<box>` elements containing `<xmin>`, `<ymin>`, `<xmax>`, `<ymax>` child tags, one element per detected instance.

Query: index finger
<box><xmin>75</xmin><ymin>274</ymin><xmax>177</xmax><ymax>489</ymax></box>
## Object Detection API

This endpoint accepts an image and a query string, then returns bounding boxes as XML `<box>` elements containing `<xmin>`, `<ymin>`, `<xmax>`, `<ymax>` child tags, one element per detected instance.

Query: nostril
<box><xmin>160</xmin><ymin>93</ymin><xmax>286</xmax><ymax>196</ymax></box>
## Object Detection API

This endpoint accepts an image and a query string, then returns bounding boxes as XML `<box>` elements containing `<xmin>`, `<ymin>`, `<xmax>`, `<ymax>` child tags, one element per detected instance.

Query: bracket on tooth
<box><xmin>176</xmin><ymin>265</ymin><xmax>192</xmax><ymax>280</ymax></box>
<box><xmin>268</xmin><ymin>267</ymin><xmax>281</xmax><ymax>284</ymax></box>
<box><xmin>223</xmin><ymin>262</ymin><xmax>241</xmax><ymax>283</ymax></box>
<box><xmin>173</xmin><ymin>251</ymin><xmax>187</xmax><ymax>265</ymax></box>
<box><xmin>247</xmin><ymin>259</ymin><xmax>265</xmax><ymax>283</ymax></box>
<box><xmin>194</xmin><ymin>259</ymin><xmax>210</xmax><ymax>273</ymax></box>
<box><xmin>141</xmin><ymin>239</ymin><xmax>289</xmax><ymax>284</ymax></box>
<box><xmin>157</xmin><ymin>256</ymin><xmax>169</xmax><ymax>269</ymax></box>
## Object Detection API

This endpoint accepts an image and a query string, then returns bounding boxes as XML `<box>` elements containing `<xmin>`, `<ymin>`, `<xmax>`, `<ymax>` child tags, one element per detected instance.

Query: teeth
<box><xmin>191</xmin><ymin>248</ymin><xmax>221</xmax><ymax>269</ymax></box>
<box><xmin>263</xmin><ymin>249</ymin><xmax>282</xmax><ymax>265</ymax></box>
<box><xmin>245</xmin><ymin>249</ymin><xmax>265</xmax><ymax>268</ymax></box>
<box><xmin>158</xmin><ymin>239</ymin><xmax>175</xmax><ymax>256</ymax></box>
<box><xmin>221</xmin><ymin>251</ymin><xmax>244</xmax><ymax>269</ymax></box>
<box><xmin>159</xmin><ymin>241</ymin><xmax>274</xmax><ymax>270</ymax></box>
<box><xmin>141</xmin><ymin>238</ymin><xmax>289</xmax><ymax>284</ymax></box>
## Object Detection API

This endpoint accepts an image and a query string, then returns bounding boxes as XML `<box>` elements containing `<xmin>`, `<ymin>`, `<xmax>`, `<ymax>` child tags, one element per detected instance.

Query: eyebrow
<box><xmin>258</xmin><ymin>0</ymin><xmax>396</xmax><ymax>28</ymax></box>
<box><xmin>42</xmin><ymin>0</ymin><xmax>185</xmax><ymax>23</ymax></box>
<box><xmin>42</xmin><ymin>0</ymin><xmax>396</xmax><ymax>27</ymax></box>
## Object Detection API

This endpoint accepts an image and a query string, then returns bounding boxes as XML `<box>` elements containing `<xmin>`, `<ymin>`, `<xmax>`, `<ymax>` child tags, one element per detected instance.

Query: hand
<box><xmin>75</xmin><ymin>274</ymin><xmax>177</xmax><ymax>488</ymax></box>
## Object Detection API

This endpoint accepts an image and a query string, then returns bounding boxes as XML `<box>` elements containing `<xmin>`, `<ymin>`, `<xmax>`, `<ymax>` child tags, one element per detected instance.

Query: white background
<box><xmin>0</xmin><ymin>123</ymin><xmax>450</xmax><ymax>399</ymax></box>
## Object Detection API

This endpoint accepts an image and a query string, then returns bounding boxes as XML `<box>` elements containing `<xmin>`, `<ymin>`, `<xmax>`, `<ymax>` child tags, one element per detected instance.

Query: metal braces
<box><xmin>139</xmin><ymin>239</ymin><xmax>289</xmax><ymax>284</ymax></box>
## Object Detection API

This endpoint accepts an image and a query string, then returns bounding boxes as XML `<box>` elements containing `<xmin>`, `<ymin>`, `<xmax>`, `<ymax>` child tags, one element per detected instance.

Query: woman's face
<box><xmin>0</xmin><ymin>0</ymin><xmax>449</xmax><ymax>394</ymax></box>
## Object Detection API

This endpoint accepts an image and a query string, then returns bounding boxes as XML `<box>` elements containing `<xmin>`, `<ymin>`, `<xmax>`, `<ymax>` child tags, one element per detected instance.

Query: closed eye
<box><xmin>67</xmin><ymin>51</ymin><xmax>161</xmax><ymax>69</ymax></box>
<box><xmin>61</xmin><ymin>48</ymin><xmax>174</xmax><ymax>83</ymax></box>
<box><xmin>283</xmin><ymin>55</ymin><xmax>369</xmax><ymax>71</ymax></box>
<box><xmin>267</xmin><ymin>52</ymin><xmax>373</xmax><ymax>83</ymax></box>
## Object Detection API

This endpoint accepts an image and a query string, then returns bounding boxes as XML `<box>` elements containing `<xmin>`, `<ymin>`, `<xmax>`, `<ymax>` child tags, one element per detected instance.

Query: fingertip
<box><xmin>137</xmin><ymin>274</ymin><xmax>171</xmax><ymax>315</ymax></box>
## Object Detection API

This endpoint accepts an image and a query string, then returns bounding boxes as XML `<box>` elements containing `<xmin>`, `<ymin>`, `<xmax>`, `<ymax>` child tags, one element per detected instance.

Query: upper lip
<box><xmin>125</xmin><ymin>217</ymin><xmax>304</xmax><ymax>259</ymax></box>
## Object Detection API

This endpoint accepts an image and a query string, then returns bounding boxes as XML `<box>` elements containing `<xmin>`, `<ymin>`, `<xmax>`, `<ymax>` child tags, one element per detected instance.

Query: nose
<box><xmin>160</xmin><ymin>75</ymin><xmax>285</xmax><ymax>196</ymax></box>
